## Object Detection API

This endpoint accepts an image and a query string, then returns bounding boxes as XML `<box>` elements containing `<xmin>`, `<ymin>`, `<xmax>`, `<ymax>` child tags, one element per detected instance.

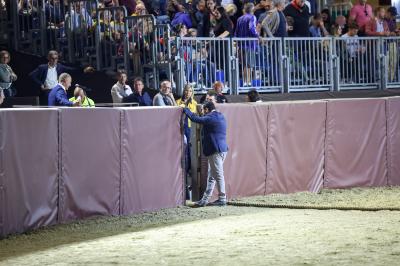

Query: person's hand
<box><xmin>83</xmin><ymin>66</ymin><xmax>95</xmax><ymax>73</ymax></box>
<box><xmin>319</xmin><ymin>21</ymin><xmax>324</xmax><ymax>28</ymax></box>
<box><xmin>179</xmin><ymin>104</ymin><xmax>186</xmax><ymax>108</ymax></box>
<box><xmin>72</xmin><ymin>101</ymin><xmax>81</xmax><ymax>107</ymax></box>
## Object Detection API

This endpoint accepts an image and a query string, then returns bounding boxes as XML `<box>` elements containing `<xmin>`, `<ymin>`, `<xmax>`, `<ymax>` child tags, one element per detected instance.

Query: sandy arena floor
<box><xmin>1</xmin><ymin>187</ymin><xmax>400</xmax><ymax>265</ymax></box>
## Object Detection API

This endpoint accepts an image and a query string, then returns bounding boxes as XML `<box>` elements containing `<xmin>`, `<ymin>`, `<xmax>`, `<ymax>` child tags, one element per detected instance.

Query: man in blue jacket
<box><xmin>48</xmin><ymin>73</ymin><xmax>80</xmax><ymax>107</ymax></box>
<box><xmin>183</xmin><ymin>101</ymin><xmax>228</xmax><ymax>207</ymax></box>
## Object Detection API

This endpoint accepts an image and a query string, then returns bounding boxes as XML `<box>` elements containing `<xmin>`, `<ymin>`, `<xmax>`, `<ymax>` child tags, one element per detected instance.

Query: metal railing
<box><xmin>233</xmin><ymin>38</ymin><xmax>283</xmax><ymax>93</ymax></box>
<box><xmin>3</xmin><ymin>1</ymin><xmax>400</xmax><ymax>94</ymax></box>
<box><xmin>95</xmin><ymin>6</ymin><xmax>128</xmax><ymax>72</ymax></box>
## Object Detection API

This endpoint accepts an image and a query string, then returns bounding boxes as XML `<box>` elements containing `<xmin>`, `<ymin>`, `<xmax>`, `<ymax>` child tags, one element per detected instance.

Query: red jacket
<box><xmin>365</xmin><ymin>18</ymin><xmax>389</xmax><ymax>36</ymax></box>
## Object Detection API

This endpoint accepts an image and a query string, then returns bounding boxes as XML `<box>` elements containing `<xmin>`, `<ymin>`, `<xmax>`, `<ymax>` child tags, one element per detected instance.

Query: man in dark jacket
<box><xmin>283</xmin><ymin>0</ymin><xmax>311</xmax><ymax>37</ymax></box>
<box><xmin>123</xmin><ymin>77</ymin><xmax>152</xmax><ymax>106</ymax></box>
<box><xmin>183</xmin><ymin>101</ymin><xmax>228</xmax><ymax>207</ymax></box>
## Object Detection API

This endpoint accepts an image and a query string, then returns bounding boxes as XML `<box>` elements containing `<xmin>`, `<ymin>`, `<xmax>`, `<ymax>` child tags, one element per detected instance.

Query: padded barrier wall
<box><xmin>324</xmin><ymin>99</ymin><xmax>388</xmax><ymax>188</ymax></box>
<box><xmin>59</xmin><ymin>108</ymin><xmax>121</xmax><ymax>222</ymax></box>
<box><xmin>1</xmin><ymin>97</ymin><xmax>400</xmax><ymax>237</ymax></box>
<box><xmin>218</xmin><ymin>104</ymin><xmax>269</xmax><ymax>199</ymax></box>
<box><xmin>266</xmin><ymin>101</ymin><xmax>326</xmax><ymax>194</ymax></box>
<box><xmin>0</xmin><ymin>109</ymin><xmax>59</xmax><ymax>236</ymax></box>
<box><xmin>120</xmin><ymin>107</ymin><xmax>184</xmax><ymax>215</ymax></box>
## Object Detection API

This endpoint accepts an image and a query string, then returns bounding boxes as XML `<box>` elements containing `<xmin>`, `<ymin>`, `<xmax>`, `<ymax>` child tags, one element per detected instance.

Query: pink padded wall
<box><xmin>218</xmin><ymin>104</ymin><xmax>269</xmax><ymax>199</ymax></box>
<box><xmin>59</xmin><ymin>108</ymin><xmax>121</xmax><ymax>222</ymax></box>
<box><xmin>386</xmin><ymin>97</ymin><xmax>400</xmax><ymax>186</ymax></box>
<box><xmin>266</xmin><ymin>101</ymin><xmax>326</xmax><ymax>194</ymax></box>
<box><xmin>121</xmin><ymin>107</ymin><xmax>184</xmax><ymax>214</ymax></box>
<box><xmin>324</xmin><ymin>99</ymin><xmax>387</xmax><ymax>188</ymax></box>
<box><xmin>0</xmin><ymin>109</ymin><xmax>58</xmax><ymax>237</ymax></box>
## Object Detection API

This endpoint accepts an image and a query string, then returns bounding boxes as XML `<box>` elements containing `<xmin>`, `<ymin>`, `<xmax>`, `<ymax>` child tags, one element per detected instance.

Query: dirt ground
<box><xmin>1</xmin><ymin>187</ymin><xmax>400</xmax><ymax>266</ymax></box>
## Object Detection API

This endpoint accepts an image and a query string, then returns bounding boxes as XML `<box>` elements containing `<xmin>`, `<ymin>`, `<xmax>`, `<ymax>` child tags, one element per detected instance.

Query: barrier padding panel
<box><xmin>0</xmin><ymin>109</ymin><xmax>58</xmax><ymax>237</ymax></box>
<box><xmin>266</xmin><ymin>101</ymin><xmax>326</xmax><ymax>194</ymax></box>
<box><xmin>121</xmin><ymin>107</ymin><xmax>184</xmax><ymax>215</ymax></box>
<box><xmin>324</xmin><ymin>99</ymin><xmax>387</xmax><ymax>188</ymax></box>
<box><xmin>218</xmin><ymin>104</ymin><xmax>269</xmax><ymax>199</ymax></box>
<box><xmin>59</xmin><ymin>108</ymin><xmax>121</xmax><ymax>222</ymax></box>
<box><xmin>386</xmin><ymin>97</ymin><xmax>400</xmax><ymax>186</ymax></box>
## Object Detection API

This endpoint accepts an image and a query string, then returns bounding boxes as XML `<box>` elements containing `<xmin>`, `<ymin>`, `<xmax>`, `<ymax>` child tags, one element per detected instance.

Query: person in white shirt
<box><xmin>111</xmin><ymin>70</ymin><xmax>133</xmax><ymax>104</ymax></box>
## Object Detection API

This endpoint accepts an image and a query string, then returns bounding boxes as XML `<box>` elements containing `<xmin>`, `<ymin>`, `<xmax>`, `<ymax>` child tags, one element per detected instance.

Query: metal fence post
<box><xmin>332</xmin><ymin>37</ymin><xmax>339</xmax><ymax>91</ymax></box>
<box><xmin>282</xmin><ymin>39</ymin><xmax>289</xmax><ymax>93</ymax></box>
<box><xmin>380</xmin><ymin>38</ymin><xmax>387</xmax><ymax>90</ymax></box>
<box><xmin>227</xmin><ymin>38</ymin><xmax>233</xmax><ymax>95</ymax></box>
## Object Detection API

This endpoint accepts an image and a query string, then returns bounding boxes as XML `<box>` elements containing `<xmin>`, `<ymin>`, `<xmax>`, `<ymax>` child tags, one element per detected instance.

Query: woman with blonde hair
<box><xmin>177</xmin><ymin>84</ymin><xmax>198</xmax><ymax>197</ymax></box>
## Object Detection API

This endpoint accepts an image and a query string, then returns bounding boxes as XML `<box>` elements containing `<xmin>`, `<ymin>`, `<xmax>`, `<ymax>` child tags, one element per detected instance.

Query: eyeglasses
<box><xmin>51</xmin><ymin>57</ymin><xmax>58</xmax><ymax>60</ymax></box>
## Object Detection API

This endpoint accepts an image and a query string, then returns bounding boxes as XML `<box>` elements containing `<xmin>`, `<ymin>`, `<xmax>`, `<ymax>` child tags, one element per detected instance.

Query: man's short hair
<box><xmin>133</xmin><ymin>77</ymin><xmax>143</xmax><ymax>84</ymax></box>
<box><xmin>203</xmin><ymin>101</ymin><xmax>216</xmax><ymax>112</ymax></box>
<box><xmin>117</xmin><ymin>70</ymin><xmax>127</xmax><ymax>78</ymax></box>
<box><xmin>0</xmin><ymin>50</ymin><xmax>10</xmax><ymax>59</ymax></box>
<box><xmin>348</xmin><ymin>22</ymin><xmax>359</xmax><ymax>30</ymax></box>
<box><xmin>48</xmin><ymin>50</ymin><xmax>59</xmax><ymax>58</ymax></box>
<box><xmin>375</xmin><ymin>6</ymin><xmax>385</xmax><ymax>14</ymax></box>
<box><xmin>160</xmin><ymin>80</ymin><xmax>171</xmax><ymax>87</ymax></box>
<box><xmin>58</xmin><ymin>73</ymin><xmax>71</xmax><ymax>83</ymax></box>
<box><xmin>213</xmin><ymin>81</ymin><xmax>224</xmax><ymax>90</ymax></box>
<box><xmin>247</xmin><ymin>89</ymin><xmax>260</xmax><ymax>102</ymax></box>
<box><xmin>243</xmin><ymin>3</ymin><xmax>254</xmax><ymax>14</ymax></box>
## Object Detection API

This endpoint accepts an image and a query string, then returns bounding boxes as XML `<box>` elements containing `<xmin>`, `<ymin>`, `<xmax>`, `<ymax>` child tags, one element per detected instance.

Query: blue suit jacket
<box><xmin>29</xmin><ymin>64</ymin><xmax>75</xmax><ymax>92</ymax></box>
<box><xmin>48</xmin><ymin>85</ymin><xmax>73</xmax><ymax>106</ymax></box>
<box><xmin>183</xmin><ymin>108</ymin><xmax>228</xmax><ymax>157</ymax></box>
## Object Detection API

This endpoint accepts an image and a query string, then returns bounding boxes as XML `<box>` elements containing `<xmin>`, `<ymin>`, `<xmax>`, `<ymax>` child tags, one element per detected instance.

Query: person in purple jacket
<box><xmin>234</xmin><ymin>3</ymin><xmax>259</xmax><ymax>86</ymax></box>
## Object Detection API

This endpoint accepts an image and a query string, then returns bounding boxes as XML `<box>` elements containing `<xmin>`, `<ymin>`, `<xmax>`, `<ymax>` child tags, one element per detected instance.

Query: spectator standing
<box><xmin>321</xmin><ymin>9</ymin><xmax>331</xmax><ymax>30</ymax></box>
<box><xmin>309</xmin><ymin>14</ymin><xmax>330</xmax><ymax>37</ymax></box>
<box><xmin>259</xmin><ymin>0</ymin><xmax>287</xmax><ymax>38</ymax></box>
<box><xmin>213</xmin><ymin>6</ymin><xmax>234</xmax><ymax>38</ymax></box>
<box><xmin>111</xmin><ymin>70</ymin><xmax>133</xmax><ymax>104</ymax></box>
<box><xmin>225</xmin><ymin>4</ymin><xmax>238</xmax><ymax>32</ymax></box>
<box><xmin>202</xmin><ymin>0</ymin><xmax>218</xmax><ymax>36</ymax></box>
<box><xmin>283</xmin><ymin>0</ymin><xmax>311</xmax><ymax>37</ymax></box>
<box><xmin>365</xmin><ymin>7</ymin><xmax>392</xmax><ymax>36</ymax></box>
<box><xmin>29</xmin><ymin>50</ymin><xmax>94</xmax><ymax>105</ymax></box>
<box><xmin>183</xmin><ymin>101</ymin><xmax>229</xmax><ymax>207</ymax></box>
<box><xmin>153</xmin><ymin>80</ymin><xmax>177</xmax><ymax>106</ymax></box>
<box><xmin>386</xmin><ymin>7</ymin><xmax>399</xmax><ymax>82</ymax></box>
<box><xmin>190</xmin><ymin>0</ymin><xmax>206</xmax><ymax>36</ymax></box>
<box><xmin>48</xmin><ymin>73</ymin><xmax>81</xmax><ymax>106</ymax></box>
<box><xmin>349</xmin><ymin>0</ymin><xmax>373</xmax><ymax>36</ymax></box>
<box><xmin>331</xmin><ymin>15</ymin><xmax>347</xmax><ymax>36</ymax></box>
<box><xmin>119</xmin><ymin>0</ymin><xmax>137</xmax><ymax>15</ymax></box>
<box><xmin>254</xmin><ymin>0</ymin><xmax>271</xmax><ymax>21</ymax></box>
<box><xmin>123</xmin><ymin>77</ymin><xmax>153</xmax><ymax>106</ymax></box>
<box><xmin>235</xmin><ymin>3</ymin><xmax>259</xmax><ymax>86</ymax></box>
<box><xmin>0</xmin><ymin>50</ymin><xmax>17</xmax><ymax>98</ymax></box>
<box><xmin>341</xmin><ymin>23</ymin><xmax>365</xmax><ymax>83</ymax></box>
